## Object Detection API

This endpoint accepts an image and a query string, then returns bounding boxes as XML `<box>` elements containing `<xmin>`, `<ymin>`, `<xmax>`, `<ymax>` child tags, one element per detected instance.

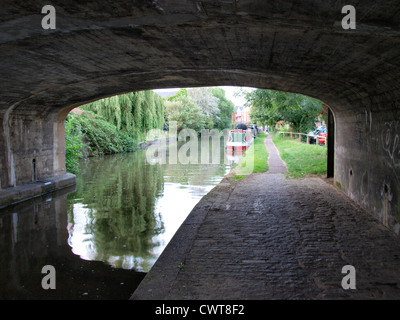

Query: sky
<box><xmin>154</xmin><ymin>86</ymin><xmax>254</xmax><ymax>107</ymax></box>
<box><xmin>220</xmin><ymin>86</ymin><xmax>254</xmax><ymax>106</ymax></box>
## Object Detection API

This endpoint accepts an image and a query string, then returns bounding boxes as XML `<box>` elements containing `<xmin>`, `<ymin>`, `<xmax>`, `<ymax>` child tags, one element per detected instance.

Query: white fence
<box><xmin>278</xmin><ymin>131</ymin><xmax>327</xmax><ymax>145</ymax></box>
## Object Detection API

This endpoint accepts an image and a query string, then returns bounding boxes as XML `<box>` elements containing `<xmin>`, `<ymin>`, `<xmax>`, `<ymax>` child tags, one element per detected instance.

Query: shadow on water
<box><xmin>0</xmin><ymin>137</ymin><xmax>230</xmax><ymax>299</ymax></box>
<box><xmin>0</xmin><ymin>186</ymin><xmax>146</xmax><ymax>300</ymax></box>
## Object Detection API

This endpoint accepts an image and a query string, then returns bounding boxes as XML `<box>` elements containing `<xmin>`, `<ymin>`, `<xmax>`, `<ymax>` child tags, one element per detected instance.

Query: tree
<box><xmin>270</xmin><ymin>91</ymin><xmax>323</xmax><ymax>133</ymax></box>
<box><xmin>244</xmin><ymin>89</ymin><xmax>323</xmax><ymax>133</ymax></box>
<box><xmin>188</xmin><ymin>87</ymin><xmax>219</xmax><ymax>119</ymax></box>
<box><xmin>246</xmin><ymin>89</ymin><xmax>280</xmax><ymax>127</ymax></box>
<box><xmin>167</xmin><ymin>88</ymin><xmax>189</xmax><ymax>102</ymax></box>
<box><xmin>164</xmin><ymin>87</ymin><xmax>235</xmax><ymax>132</ymax></box>
<box><xmin>211</xmin><ymin>87</ymin><xmax>235</xmax><ymax>130</ymax></box>
<box><xmin>81</xmin><ymin>90</ymin><xmax>165</xmax><ymax>141</ymax></box>
<box><xmin>65</xmin><ymin>116</ymin><xmax>84</xmax><ymax>173</ymax></box>
<box><xmin>132</xmin><ymin>91</ymin><xmax>144</xmax><ymax>137</ymax></box>
<box><xmin>164</xmin><ymin>95</ymin><xmax>206</xmax><ymax>132</ymax></box>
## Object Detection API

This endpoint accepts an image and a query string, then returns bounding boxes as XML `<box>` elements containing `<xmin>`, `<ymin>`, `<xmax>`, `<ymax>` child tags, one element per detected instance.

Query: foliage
<box><xmin>167</xmin><ymin>88</ymin><xmax>188</xmax><ymax>102</ymax></box>
<box><xmin>164</xmin><ymin>95</ymin><xmax>206</xmax><ymax>132</ymax></box>
<box><xmin>65</xmin><ymin>118</ymin><xmax>84</xmax><ymax>173</ymax></box>
<box><xmin>188</xmin><ymin>87</ymin><xmax>220</xmax><ymax>128</ymax></box>
<box><xmin>244</xmin><ymin>89</ymin><xmax>323</xmax><ymax>133</ymax></box>
<box><xmin>82</xmin><ymin>90</ymin><xmax>165</xmax><ymax>141</ymax></box>
<box><xmin>66</xmin><ymin>112</ymin><xmax>137</xmax><ymax>158</ymax></box>
<box><xmin>246</xmin><ymin>89</ymin><xmax>281</xmax><ymax>127</ymax></box>
<box><xmin>164</xmin><ymin>87</ymin><xmax>235</xmax><ymax>133</ymax></box>
<box><xmin>273</xmin><ymin>133</ymin><xmax>327</xmax><ymax>178</ymax></box>
<box><xmin>212</xmin><ymin>87</ymin><xmax>235</xmax><ymax>130</ymax></box>
<box><xmin>65</xmin><ymin>90</ymin><xmax>167</xmax><ymax>173</ymax></box>
<box><xmin>65</xmin><ymin>87</ymin><xmax>235</xmax><ymax>174</ymax></box>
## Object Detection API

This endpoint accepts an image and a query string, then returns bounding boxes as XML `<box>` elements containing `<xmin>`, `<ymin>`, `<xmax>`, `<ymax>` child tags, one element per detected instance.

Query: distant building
<box><xmin>233</xmin><ymin>105</ymin><xmax>251</xmax><ymax>123</ymax></box>
<box><xmin>69</xmin><ymin>108</ymin><xmax>93</xmax><ymax>117</ymax></box>
<box><xmin>70</xmin><ymin>108</ymin><xmax>84</xmax><ymax>115</ymax></box>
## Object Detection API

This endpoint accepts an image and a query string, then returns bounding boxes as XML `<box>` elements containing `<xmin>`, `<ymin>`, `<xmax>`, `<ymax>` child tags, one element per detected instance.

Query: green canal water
<box><xmin>0</xmin><ymin>139</ymin><xmax>232</xmax><ymax>299</ymax></box>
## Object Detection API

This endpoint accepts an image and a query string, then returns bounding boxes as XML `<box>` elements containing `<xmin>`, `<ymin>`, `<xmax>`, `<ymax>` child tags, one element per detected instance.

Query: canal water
<box><xmin>0</xmin><ymin>138</ymin><xmax>231</xmax><ymax>299</ymax></box>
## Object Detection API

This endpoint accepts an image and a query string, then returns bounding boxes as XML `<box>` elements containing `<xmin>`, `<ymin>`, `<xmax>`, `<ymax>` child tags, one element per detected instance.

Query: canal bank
<box><xmin>0</xmin><ymin>173</ymin><xmax>76</xmax><ymax>209</ymax></box>
<box><xmin>0</xmin><ymin>136</ymin><xmax>173</xmax><ymax>209</ymax></box>
<box><xmin>132</xmin><ymin>136</ymin><xmax>400</xmax><ymax>299</ymax></box>
<box><xmin>0</xmin><ymin>137</ymin><xmax>230</xmax><ymax>299</ymax></box>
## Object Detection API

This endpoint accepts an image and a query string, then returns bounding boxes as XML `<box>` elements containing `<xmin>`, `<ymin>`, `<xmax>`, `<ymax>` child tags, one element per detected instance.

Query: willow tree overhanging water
<box><xmin>65</xmin><ymin>90</ymin><xmax>167</xmax><ymax>172</ymax></box>
<box><xmin>81</xmin><ymin>90</ymin><xmax>165</xmax><ymax>142</ymax></box>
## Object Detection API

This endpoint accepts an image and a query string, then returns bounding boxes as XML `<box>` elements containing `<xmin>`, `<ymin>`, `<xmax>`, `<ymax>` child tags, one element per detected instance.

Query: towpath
<box><xmin>132</xmin><ymin>135</ymin><xmax>400</xmax><ymax>299</ymax></box>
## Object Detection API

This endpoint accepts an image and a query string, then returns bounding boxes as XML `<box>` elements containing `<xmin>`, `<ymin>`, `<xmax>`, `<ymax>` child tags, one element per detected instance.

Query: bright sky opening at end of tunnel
<box><xmin>154</xmin><ymin>86</ymin><xmax>255</xmax><ymax>107</ymax></box>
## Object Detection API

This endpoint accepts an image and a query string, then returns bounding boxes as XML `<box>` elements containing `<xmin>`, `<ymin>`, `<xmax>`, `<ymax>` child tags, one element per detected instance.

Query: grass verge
<box><xmin>272</xmin><ymin>133</ymin><xmax>327</xmax><ymax>178</ymax></box>
<box><xmin>231</xmin><ymin>132</ymin><xmax>269</xmax><ymax>180</ymax></box>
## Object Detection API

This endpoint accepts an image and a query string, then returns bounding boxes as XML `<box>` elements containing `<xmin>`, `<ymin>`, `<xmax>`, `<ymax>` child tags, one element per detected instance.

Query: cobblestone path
<box><xmin>132</xmin><ymin>136</ymin><xmax>400</xmax><ymax>300</ymax></box>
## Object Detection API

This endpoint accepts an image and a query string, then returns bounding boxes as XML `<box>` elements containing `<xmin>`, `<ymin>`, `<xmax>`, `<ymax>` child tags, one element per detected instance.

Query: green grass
<box><xmin>272</xmin><ymin>133</ymin><xmax>327</xmax><ymax>178</ymax></box>
<box><xmin>231</xmin><ymin>132</ymin><xmax>269</xmax><ymax>180</ymax></box>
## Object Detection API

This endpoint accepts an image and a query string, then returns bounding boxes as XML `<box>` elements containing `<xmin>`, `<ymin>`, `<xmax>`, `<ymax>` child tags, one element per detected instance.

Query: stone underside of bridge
<box><xmin>0</xmin><ymin>1</ymin><xmax>399</xmax><ymax>231</ymax></box>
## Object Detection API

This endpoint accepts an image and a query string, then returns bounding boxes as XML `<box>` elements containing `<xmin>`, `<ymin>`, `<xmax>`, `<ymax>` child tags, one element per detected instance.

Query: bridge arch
<box><xmin>0</xmin><ymin>1</ymin><xmax>399</xmax><ymax>233</ymax></box>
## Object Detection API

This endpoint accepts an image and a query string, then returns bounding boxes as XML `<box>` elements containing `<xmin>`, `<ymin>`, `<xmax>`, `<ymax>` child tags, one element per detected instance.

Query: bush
<box><xmin>65</xmin><ymin>112</ymin><xmax>139</xmax><ymax>173</ymax></box>
<box><xmin>65</xmin><ymin>118</ymin><xmax>84</xmax><ymax>173</ymax></box>
<box><xmin>78</xmin><ymin>114</ymin><xmax>126</xmax><ymax>155</ymax></box>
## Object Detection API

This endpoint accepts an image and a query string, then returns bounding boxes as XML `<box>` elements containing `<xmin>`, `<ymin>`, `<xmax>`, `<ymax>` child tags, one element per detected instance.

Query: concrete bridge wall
<box><xmin>0</xmin><ymin>1</ymin><xmax>399</xmax><ymax>231</ymax></box>
<box><xmin>0</xmin><ymin>113</ymin><xmax>66</xmax><ymax>188</ymax></box>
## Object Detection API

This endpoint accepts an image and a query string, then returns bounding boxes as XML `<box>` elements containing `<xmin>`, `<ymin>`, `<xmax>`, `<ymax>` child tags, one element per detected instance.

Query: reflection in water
<box><xmin>0</xmin><ymin>137</ymin><xmax>230</xmax><ymax>299</ymax></box>
<box><xmin>68</xmin><ymin>138</ymin><xmax>230</xmax><ymax>272</ymax></box>
<box><xmin>68</xmin><ymin>151</ymin><xmax>165</xmax><ymax>272</ymax></box>
<box><xmin>0</xmin><ymin>187</ymin><xmax>146</xmax><ymax>299</ymax></box>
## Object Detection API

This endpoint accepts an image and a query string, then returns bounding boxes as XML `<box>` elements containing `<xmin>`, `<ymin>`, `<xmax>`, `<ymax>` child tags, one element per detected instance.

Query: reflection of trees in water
<box><xmin>163</xmin><ymin>164</ymin><xmax>226</xmax><ymax>186</ymax></box>
<box><xmin>67</xmin><ymin>139</ymin><xmax>229</xmax><ymax>270</ymax></box>
<box><xmin>163</xmin><ymin>137</ymin><xmax>228</xmax><ymax>186</ymax></box>
<box><xmin>68</xmin><ymin>151</ymin><xmax>165</xmax><ymax>270</ymax></box>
